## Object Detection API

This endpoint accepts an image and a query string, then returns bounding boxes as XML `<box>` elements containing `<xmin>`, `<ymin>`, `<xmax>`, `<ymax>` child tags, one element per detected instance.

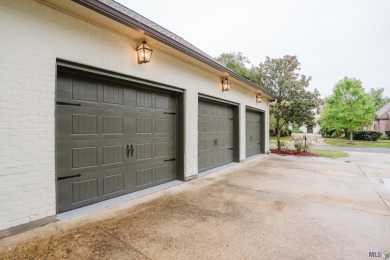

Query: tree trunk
<box><xmin>349</xmin><ymin>123</ymin><xmax>353</xmax><ymax>144</ymax></box>
<box><xmin>349</xmin><ymin>129</ymin><xmax>353</xmax><ymax>143</ymax></box>
<box><xmin>276</xmin><ymin>118</ymin><xmax>281</xmax><ymax>149</ymax></box>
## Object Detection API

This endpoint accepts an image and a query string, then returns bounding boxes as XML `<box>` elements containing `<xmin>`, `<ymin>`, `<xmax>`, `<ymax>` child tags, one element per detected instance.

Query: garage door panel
<box><xmin>57</xmin><ymin>140</ymin><xmax>126</xmax><ymax>176</ymax></box>
<box><xmin>56</xmin><ymin>72</ymin><xmax>177</xmax><ymax>213</ymax></box>
<box><xmin>102</xmin><ymin>172</ymin><xmax>125</xmax><ymax>196</ymax></box>
<box><xmin>246</xmin><ymin>110</ymin><xmax>263</xmax><ymax>157</ymax></box>
<box><xmin>102</xmin><ymin>115</ymin><xmax>124</xmax><ymax>135</ymax></box>
<box><xmin>133</xmin><ymin>161</ymin><xmax>176</xmax><ymax>189</ymax></box>
<box><xmin>102</xmin><ymin>84</ymin><xmax>124</xmax><ymax>105</ymax></box>
<box><xmin>198</xmin><ymin>100</ymin><xmax>235</xmax><ymax>173</ymax></box>
<box><xmin>198</xmin><ymin>117</ymin><xmax>217</xmax><ymax>133</ymax></box>
<box><xmin>58</xmin><ymin>136</ymin><xmax>176</xmax><ymax>174</ymax></box>
<box><xmin>56</xmin><ymin>107</ymin><xmax>127</xmax><ymax>141</ymax></box>
<box><xmin>198</xmin><ymin>154</ymin><xmax>215</xmax><ymax>171</ymax></box>
<box><xmin>199</xmin><ymin>133</ymin><xmax>215</xmax><ymax>152</ymax></box>
<box><xmin>57</xmin><ymin>74</ymin><xmax>176</xmax><ymax>111</ymax></box>
<box><xmin>57</xmin><ymin>166</ymin><xmax>129</xmax><ymax>213</ymax></box>
<box><xmin>102</xmin><ymin>144</ymin><xmax>124</xmax><ymax>166</ymax></box>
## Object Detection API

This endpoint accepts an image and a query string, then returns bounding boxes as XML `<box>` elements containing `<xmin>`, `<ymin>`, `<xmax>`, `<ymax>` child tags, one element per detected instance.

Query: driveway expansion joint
<box><xmin>353</xmin><ymin>160</ymin><xmax>390</xmax><ymax>211</ymax></box>
<box><xmin>96</xmin><ymin>226</ymin><xmax>152</xmax><ymax>260</ymax></box>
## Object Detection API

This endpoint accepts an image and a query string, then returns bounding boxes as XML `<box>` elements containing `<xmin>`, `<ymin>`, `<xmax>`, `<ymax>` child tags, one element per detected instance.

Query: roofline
<box><xmin>72</xmin><ymin>0</ymin><xmax>277</xmax><ymax>101</ymax></box>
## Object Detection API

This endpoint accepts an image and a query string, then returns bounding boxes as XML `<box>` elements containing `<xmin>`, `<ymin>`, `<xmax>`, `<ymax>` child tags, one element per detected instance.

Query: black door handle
<box><xmin>250</xmin><ymin>136</ymin><xmax>253</xmax><ymax>141</ymax></box>
<box><xmin>214</xmin><ymin>138</ymin><xmax>217</xmax><ymax>146</ymax></box>
<box><xmin>127</xmin><ymin>144</ymin><xmax>135</xmax><ymax>157</ymax></box>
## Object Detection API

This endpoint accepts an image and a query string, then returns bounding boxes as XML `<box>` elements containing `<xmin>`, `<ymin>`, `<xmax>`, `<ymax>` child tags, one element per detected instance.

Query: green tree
<box><xmin>216</xmin><ymin>52</ymin><xmax>252</xmax><ymax>80</ymax></box>
<box><xmin>251</xmin><ymin>55</ymin><xmax>321</xmax><ymax>149</ymax></box>
<box><xmin>320</xmin><ymin>77</ymin><xmax>376</xmax><ymax>142</ymax></box>
<box><xmin>368</xmin><ymin>87</ymin><xmax>390</xmax><ymax>110</ymax></box>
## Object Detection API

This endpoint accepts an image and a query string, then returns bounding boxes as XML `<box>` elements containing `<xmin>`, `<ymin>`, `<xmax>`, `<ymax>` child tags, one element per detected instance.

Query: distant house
<box><xmin>298</xmin><ymin>105</ymin><xmax>323</xmax><ymax>134</ymax></box>
<box><xmin>366</xmin><ymin>103</ymin><xmax>390</xmax><ymax>133</ymax></box>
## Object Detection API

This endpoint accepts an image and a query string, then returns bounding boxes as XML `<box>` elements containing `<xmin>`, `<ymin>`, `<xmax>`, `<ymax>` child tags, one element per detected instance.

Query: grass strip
<box><xmin>311</xmin><ymin>148</ymin><xmax>349</xmax><ymax>158</ymax></box>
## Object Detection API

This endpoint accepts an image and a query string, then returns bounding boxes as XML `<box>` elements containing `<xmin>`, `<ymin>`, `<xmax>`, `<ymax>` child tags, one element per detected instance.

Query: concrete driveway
<box><xmin>1</xmin><ymin>152</ymin><xmax>390</xmax><ymax>259</ymax></box>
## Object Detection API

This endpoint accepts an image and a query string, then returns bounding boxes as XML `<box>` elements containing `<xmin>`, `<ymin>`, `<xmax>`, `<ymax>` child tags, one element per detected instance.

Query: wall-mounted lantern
<box><xmin>256</xmin><ymin>93</ymin><xmax>263</xmax><ymax>103</ymax></box>
<box><xmin>136</xmin><ymin>41</ymin><xmax>153</xmax><ymax>64</ymax></box>
<box><xmin>221</xmin><ymin>78</ymin><xmax>231</xmax><ymax>91</ymax></box>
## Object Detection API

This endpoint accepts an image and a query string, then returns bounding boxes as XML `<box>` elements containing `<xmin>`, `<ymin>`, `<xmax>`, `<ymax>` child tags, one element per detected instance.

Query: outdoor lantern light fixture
<box><xmin>256</xmin><ymin>93</ymin><xmax>263</xmax><ymax>103</ymax></box>
<box><xmin>136</xmin><ymin>41</ymin><xmax>153</xmax><ymax>64</ymax></box>
<box><xmin>221</xmin><ymin>78</ymin><xmax>231</xmax><ymax>91</ymax></box>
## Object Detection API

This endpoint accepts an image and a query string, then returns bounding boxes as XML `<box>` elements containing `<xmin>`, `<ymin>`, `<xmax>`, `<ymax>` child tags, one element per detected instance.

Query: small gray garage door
<box><xmin>246</xmin><ymin>109</ymin><xmax>265</xmax><ymax>157</ymax></box>
<box><xmin>198</xmin><ymin>99</ymin><xmax>235</xmax><ymax>172</ymax></box>
<box><xmin>56</xmin><ymin>71</ymin><xmax>177</xmax><ymax>213</ymax></box>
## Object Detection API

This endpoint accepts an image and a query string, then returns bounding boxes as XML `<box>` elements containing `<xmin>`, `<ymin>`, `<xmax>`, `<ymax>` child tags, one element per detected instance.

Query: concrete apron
<box><xmin>0</xmin><ymin>152</ymin><xmax>389</xmax><ymax>259</ymax></box>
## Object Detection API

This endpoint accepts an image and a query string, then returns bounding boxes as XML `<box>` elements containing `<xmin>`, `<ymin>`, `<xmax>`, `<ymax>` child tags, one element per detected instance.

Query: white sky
<box><xmin>116</xmin><ymin>0</ymin><xmax>390</xmax><ymax>98</ymax></box>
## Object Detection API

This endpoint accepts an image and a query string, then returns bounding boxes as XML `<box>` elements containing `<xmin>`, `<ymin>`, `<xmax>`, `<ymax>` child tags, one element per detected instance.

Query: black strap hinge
<box><xmin>56</xmin><ymin>101</ymin><xmax>81</xmax><ymax>106</ymax></box>
<box><xmin>164</xmin><ymin>158</ymin><xmax>176</xmax><ymax>162</ymax></box>
<box><xmin>164</xmin><ymin>112</ymin><xmax>176</xmax><ymax>115</ymax></box>
<box><xmin>228</xmin><ymin>148</ymin><xmax>234</xmax><ymax>150</ymax></box>
<box><xmin>57</xmin><ymin>174</ymin><xmax>81</xmax><ymax>181</ymax></box>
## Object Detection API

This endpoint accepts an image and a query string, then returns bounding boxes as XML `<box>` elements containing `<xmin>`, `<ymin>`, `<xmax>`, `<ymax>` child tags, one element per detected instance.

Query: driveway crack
<box><xmin>98</xmin><ymin>227</ymin><xmax>152</xmax><ymax>260</ymax></box>
<box><xmin>353</xmin><ymin>160</ymin><xmax>390</xmax><ymax>211</ymax></box>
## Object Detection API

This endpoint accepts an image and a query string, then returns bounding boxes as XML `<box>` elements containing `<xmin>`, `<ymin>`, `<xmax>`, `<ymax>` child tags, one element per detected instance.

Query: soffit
<box><xmin>38</xmin><ymin>0</ymin><xmax>275</xmax><ymax>101</ymax></box>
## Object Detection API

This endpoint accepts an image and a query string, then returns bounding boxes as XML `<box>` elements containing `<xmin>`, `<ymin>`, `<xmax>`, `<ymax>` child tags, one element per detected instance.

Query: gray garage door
<box><xmin>198</xmin><ymin>100</ymin><xmax>235</xmax><ymax>172</ymax></box>
<box><xmin>246</xmin><ymin>109</ymin><xmax>265</xmax><ymax>157</ymax></box>
<box><xmin>56</xmin><ymin>71</ymin><xmax>177</xmax><ymax>213</ymax></box>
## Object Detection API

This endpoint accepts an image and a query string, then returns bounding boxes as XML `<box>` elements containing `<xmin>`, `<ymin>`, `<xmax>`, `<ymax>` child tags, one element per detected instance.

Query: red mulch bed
<box><xmin>270</xmin><ymin>148</ymin><xmax>318</xmax><ymax>157</ymax></box>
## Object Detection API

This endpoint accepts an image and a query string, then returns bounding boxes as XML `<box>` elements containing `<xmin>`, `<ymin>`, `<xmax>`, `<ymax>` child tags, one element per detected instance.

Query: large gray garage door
<box><xmin>246</xmin><ymin>109</ymin><xmax>265</xmax><ymax>157</ymax></box>
<box><xmin>198</xmin><ymin>100</ymin><xmax>235</xmax><ymax>172</ymax></box>
<box><xmin>56</xmin><ymin>71</ymin><xmax>177</xmax><ymax>213</ymax></box>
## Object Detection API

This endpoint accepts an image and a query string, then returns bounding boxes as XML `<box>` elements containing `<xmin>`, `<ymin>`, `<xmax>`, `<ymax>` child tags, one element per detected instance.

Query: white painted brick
<box><xmin>21</xmin><ymin>160</ymin><xmax>35</xmax><ymax>167</ymax></box>
<box><xmin>10</xmin><ymin>206</ymin><xmax>32</xmax><ymax>217</ymax></box>
<box><xmin>30</xmin><ymin>212</ymin><xmax>47</xmax><ymax>222</ymax></box>
<box><xmin>20</xmin><ymin>184</ymin><xmax>40</xmax><ymax>192</ymax></box>
<box><xmin>0</xmin><ymin>122</ymin><xmax>19</xmax><ymax>129</ymax></box>
<box><xmin>0</xmin><ymin>221</ymin><xmax>11</xmax><ymax>231</ymax></box>
<box><xmin>9</xmin><ymin>217</ymin><xmax>30</xmax><ymax>227</ymax></box>
<box><xmin>2</xmin><ymin>199</ymin><xmax>21</xmax><ymax>210</ymax></box>
<box><xmin>46</xmin><ymin>209</ymin><xmax>56</xmax><ymax>216</ymax></box>
<box><xmin>7</xmin><ymin>166</ymin><xmax>29</xmax><ymax>175</ymax></box>
<box><xmin>0</xmin><ymin>174</ymin><xmax>22</xmax><ymax>183</ymax></box>
<box><xmin>0</xmin><ymin>208</ymin><xmax>10</xmax><ymax>218</ymax></box>
<box><xmin>0</xmin><ymin>0</ymin><xmax>270</xmax><ymax>233</ymax></box>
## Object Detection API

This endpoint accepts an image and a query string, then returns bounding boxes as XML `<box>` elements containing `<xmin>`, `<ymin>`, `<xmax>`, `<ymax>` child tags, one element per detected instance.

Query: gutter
<box><xmin>72</xmin><ymin>0</ymin><xmax>277</xmax><ymax>101</ymax></box>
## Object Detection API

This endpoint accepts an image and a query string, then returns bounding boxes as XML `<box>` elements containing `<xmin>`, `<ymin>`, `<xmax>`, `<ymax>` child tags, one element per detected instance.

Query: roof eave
<box><xmin>72</xmin><ymin>0</ymin><xmax>277</xmax><ymax>101</ymax></box>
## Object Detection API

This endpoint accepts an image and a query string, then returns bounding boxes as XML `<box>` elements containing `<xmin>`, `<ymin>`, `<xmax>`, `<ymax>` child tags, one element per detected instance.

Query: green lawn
<box><xmin>323</xmin><ymin>138</ymin><xmax>390</xmax><ymax>148</ymax></box>
<box><xmin>269</xmin><ymin>136</ymin><xmax>350</xmax><ymax>158</ymax></box>
<box><xmin>269</xmin><ymin>136</ymin><xmax>293</xmax><ymax>143</ymax></box>
<box><xmin>310</xmin><ymin>148</ymin><xmax>349</xmax><ymax>158</ymax></box>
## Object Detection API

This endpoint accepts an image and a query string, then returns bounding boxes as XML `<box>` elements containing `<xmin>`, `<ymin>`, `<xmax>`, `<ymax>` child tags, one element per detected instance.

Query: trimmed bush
<box><xmin>280</xmin><ymin>128</ymin><xmax>292</xmax><ymax>137</ymax></box>
<box><xmin>345</xmin><ymin>131</ymin><xmax>383</xmax><ymax>141</ymax></box>
<box><xmin>293</xmin><ymin>136</ymin><xmax>312</xmax><ymax>152</ymax></box>
<box><xmin>385</xmin><ymin>131</ymin><xmax>390</xmax><ymax>139</ymax></box>
<box><xmin>320</xmin><ymin>128</ymin><xmax>342</xmax><ymax>138</ymax></box>
<box><xmin>269</xmin><ymin>128</ymin><xmax>292</xmax><ymax>137</ymax></box>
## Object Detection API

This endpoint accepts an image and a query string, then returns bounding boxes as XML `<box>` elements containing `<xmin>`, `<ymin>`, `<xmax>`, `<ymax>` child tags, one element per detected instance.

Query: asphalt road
<box><xmin>311</xmin><ymin>144</ymin><xmax>390</xmax><ymax>154</ymax></box>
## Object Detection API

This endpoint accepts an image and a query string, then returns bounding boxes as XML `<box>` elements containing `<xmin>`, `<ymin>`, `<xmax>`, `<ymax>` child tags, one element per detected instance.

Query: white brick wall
<box><xmin>0</xmin><ymin>0</ymin><xmax>270</xmax><ymax>232</ymax></box>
